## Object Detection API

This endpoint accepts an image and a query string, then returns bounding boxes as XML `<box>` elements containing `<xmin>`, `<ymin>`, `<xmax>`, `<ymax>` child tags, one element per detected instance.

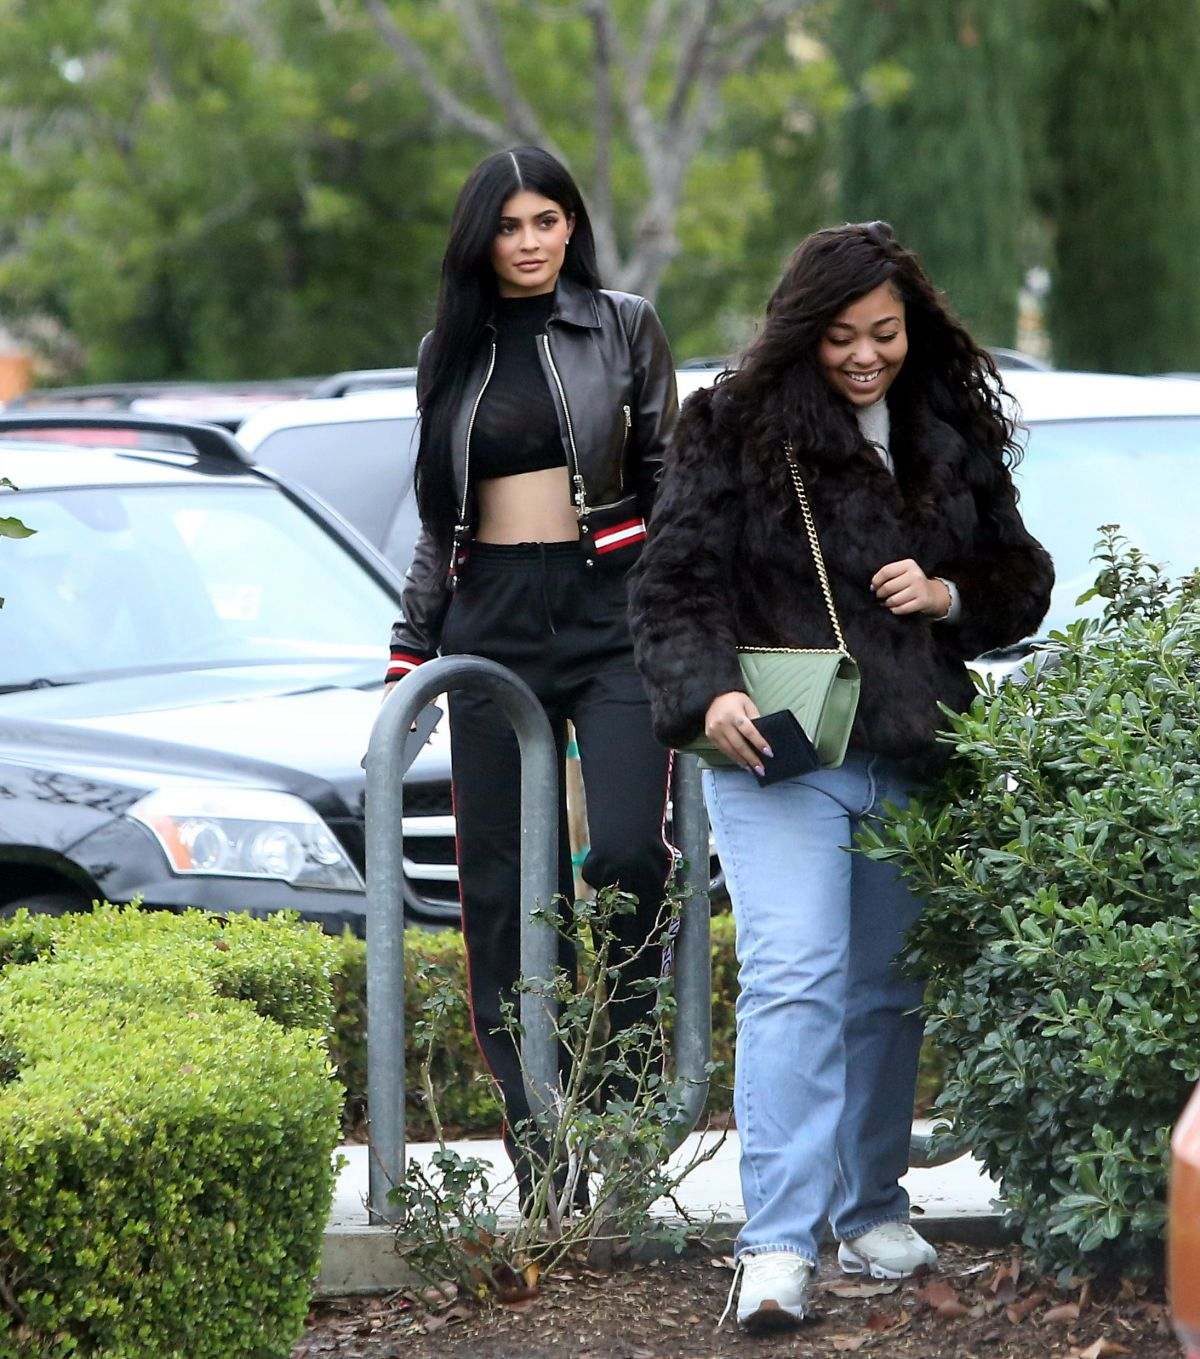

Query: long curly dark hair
<box><xmin>714</xmin><ymin>221</ymin><xmax>1020</xmax><ymax>501</ymax></box>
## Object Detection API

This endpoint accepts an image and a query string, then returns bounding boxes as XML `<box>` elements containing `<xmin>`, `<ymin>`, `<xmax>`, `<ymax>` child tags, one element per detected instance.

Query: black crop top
<box><xmin>470</xmin><ymin>291</ymin><xmax>566</xmax><ymax>480</ymax></box>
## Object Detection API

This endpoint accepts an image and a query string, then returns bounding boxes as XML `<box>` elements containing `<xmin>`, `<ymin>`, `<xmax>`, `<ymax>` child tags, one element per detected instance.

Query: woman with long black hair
<box><xmin>384</xmin><ymin>146</ymin><xmax>678</xmax><ymax>1195</ymax></box>
<box><xmin>630</xmin><ymin>222</ymin><xmax>1053</xmax><ymax>1329</ymax></box>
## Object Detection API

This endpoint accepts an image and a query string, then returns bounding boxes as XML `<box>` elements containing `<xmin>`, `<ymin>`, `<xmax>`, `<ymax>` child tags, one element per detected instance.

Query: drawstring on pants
<box><xmin>537</xmin><ymin>542</ymin><xmax>559</xmax><ymax>635</ymax></box>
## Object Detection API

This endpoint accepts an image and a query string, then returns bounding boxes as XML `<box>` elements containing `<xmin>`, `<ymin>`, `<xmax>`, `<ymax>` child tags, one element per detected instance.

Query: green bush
<box><xmin>859</xmin><ymin>533</ymin><xmax>1200</xmax><ymax>1275</ymax></box>
<box><xmin>0</xmin><ymin>904</ymin><xmax>342</xmax><ymax>1358</ymax></box>
<box><xmin>330</xmin><ymin>914</ymin><xmax>943</xmax><ymax>1136</ymax></box>
<box><xmin>330</xmin><ymin>927</ymin><xmax>502</xmax><ymax>1139</ymax></box>
<box><xmin>329</xmin><ymin>916</ymin><xmax>739</xmax><ymax>1139</ymax></box>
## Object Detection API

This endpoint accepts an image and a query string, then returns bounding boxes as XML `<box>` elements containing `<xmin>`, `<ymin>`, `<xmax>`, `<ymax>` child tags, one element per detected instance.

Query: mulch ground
<box><xmin>293</xmin><ymin>1242</ymin><xmax>1180</xmax><ymax>1358</ymax></box>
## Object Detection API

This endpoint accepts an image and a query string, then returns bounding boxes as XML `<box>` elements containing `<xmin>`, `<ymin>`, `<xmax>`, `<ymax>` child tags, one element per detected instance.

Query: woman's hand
<box><xmin>381</xmin><ymin>680</ymin><xmax>424</xmax><ymax>735</ymax></box>
<box><xmin>870</xmin><ymin>559</ymin><xmax>951</xmax><ymax>618</ymax></box>
<box><xmin>704</xmin><ymin>692</ymin><xmax>772</xmax><ymax>774</ymax></box>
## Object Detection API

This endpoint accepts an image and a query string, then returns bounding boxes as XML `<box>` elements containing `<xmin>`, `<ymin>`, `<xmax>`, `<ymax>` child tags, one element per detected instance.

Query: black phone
<box><xmin>360</xmin><ymin>701</ymin><xmax>444</xmax><ymax>773</ymax></box>
<box><xmin>752</xmin><ymin>709</ymin><xmax>820</xmax><ymax>786</ymax></box>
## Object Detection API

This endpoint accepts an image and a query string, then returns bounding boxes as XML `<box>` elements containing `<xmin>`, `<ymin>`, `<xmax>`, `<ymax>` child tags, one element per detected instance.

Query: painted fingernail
<box><xmin>762</xmin><ymin>745</ymin><xmax>774</xmax><ymax>758</ymax></box>
<box><xmin>754</xmin><ymin>764</ymin><xmax>766</xmax><ymax>777</ymax></box>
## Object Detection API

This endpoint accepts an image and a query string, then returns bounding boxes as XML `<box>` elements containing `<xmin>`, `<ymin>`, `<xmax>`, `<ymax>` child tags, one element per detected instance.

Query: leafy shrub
<box><xmin>329</xmin><ymin>914</ymin><xmax>743</xmax><ymax>1139</ymax></box>
<box><xmin>330</xmin><ymin>925</ymin><xmax>501</xmax><ymax>1138</ymax></box>
<box><xmin>391</xmin><ymin>882</ymin><xmax>732</xmax><ymax>1293</ymax></box>
<box><xmin>0</xmin><ymin>904</ymin><xmax>342</xmax><ymax>1358</ymax></box>
<box><xmin>859</xmin><ymin>532</ymin><xmax>1200</xmax><ymax>1275</ymax></box>
<box><xmin>329</xmin><ymin>911</ymin><xmax>944</xmax><ymax>1135</ymax></box>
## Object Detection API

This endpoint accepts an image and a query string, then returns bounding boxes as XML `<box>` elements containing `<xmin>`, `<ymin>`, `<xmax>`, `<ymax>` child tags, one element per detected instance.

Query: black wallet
<box><xmin>753</xmin><ymin>709</ymin><xmax>821</xmax><ymax>786</ymax></box>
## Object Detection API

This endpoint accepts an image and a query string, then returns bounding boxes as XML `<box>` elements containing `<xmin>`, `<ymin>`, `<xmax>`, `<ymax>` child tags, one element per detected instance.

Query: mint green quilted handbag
<box><xmin>680</xmin><ymin>445</ymin><xmax>861</xmax><ymax>769</ymax></box>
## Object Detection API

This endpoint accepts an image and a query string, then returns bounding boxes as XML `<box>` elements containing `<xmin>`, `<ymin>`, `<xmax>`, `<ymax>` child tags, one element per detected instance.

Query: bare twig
<box><xmin>626</xmin><ymin>0</ymin><xmax>673</xmax><ymax>111</ymax></box>
<box><xmin>0</xmin><ymin>1264</ymin><xmax>27</xmax><ymax>1324</ymax></box>
<box><xmin>443</xmin><ymin>0</ymin><xmax>564</xmax><ymax>157</ymax></box>
<box><xmin>354</xmin><ymin>0</ymin><xmax>814</xmax><ymax>296</ymax></box>
<box><xmin>583</xmin><ymin>0</ymin><xmax>619</xmax><ymax>281</ymax></box>
<box><xmin>663</xmin><ymin>0</ymin><xmax>719</xmax><ymax>134</ymax></box>
<box><xmin>361</xmin><ymin>0</ymin><xmax>509</xmax><ymax>145</ymax></box>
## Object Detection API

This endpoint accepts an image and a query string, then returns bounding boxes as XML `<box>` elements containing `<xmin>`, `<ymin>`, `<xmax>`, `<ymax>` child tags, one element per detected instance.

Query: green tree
<box><xmin>658</xmin><ymin>20</ymin><xmax>847</xmax><ymax>358</ymax></box>
<box><xmin>0</xmin><ymin>0</ymin><xmax>846</xmax><ymax>376</ymax></box>
<box><xmin>832</xmin><ymin>0</ymin><xmax>1029</xmax><ymax>345</ymax></box>
<box><xmin>1036</xmin><ymin>0</ymin><xmax>1200</xmax><ymax>373</ymax></box>
<box><xmin>346</xmin><ymin>0</ymin><xmax>847</xmax><ymax>359</ymax></box>
<box><xmin>0</xmin><ymin>0</ymin><xmax>452</xmax><ymax>378</ymax></box>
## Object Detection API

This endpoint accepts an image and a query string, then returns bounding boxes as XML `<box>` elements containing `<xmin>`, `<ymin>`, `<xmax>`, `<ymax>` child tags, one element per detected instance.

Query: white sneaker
<box><xmin>838</xmin><ymin>1222</ymin><xmax>938</xmax><ymax>1280</ymax></box>
<box><xmin>722</xmin><ymin>1252</ymin><xmax>811</xmax><ymax>1331</ymax></box>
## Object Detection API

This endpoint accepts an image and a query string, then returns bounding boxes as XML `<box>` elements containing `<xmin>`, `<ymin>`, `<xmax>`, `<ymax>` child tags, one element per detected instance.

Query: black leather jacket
<box><xmin>388</xmin><ymin>275</ymin><xmax>678</xmax><ymax>667</ymax></box>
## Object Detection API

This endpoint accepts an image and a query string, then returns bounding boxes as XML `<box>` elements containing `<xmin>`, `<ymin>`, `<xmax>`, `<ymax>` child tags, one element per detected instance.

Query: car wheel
<box><xmin>1</xmin><ymin>892</ymin><xmax>89</xmax><ymax>919</ymax></box>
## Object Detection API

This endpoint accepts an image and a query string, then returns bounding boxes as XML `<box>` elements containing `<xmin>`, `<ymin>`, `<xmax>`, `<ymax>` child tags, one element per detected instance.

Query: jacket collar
<box><xmin>483</xmin><ymin>273</ymin><xmax>602</xmax><ymax>332</ymax></box>
<box><xmin>550</xmin><ymin>273</ymin><xmax>603</xmax><ymax>329</ymax></box>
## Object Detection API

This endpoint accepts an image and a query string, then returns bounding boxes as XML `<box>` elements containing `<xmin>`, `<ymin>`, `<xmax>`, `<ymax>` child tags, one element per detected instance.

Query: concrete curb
<box><xmin>316</xmin><ymin>1130</ymin><xmax>1012</xmax><ymax>1296</ymax></box>
<box><xmin>317</xmin><ymin>1210</ymin><xmax>1016</xmax><ymax>1297</ymax></box>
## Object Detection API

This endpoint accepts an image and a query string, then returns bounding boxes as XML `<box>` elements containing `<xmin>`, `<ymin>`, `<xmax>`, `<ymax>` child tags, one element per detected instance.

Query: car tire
<box><xmin>1</xmin><ymin>892</ymin><xmax>89</xmax><ymax>919</ymax></box>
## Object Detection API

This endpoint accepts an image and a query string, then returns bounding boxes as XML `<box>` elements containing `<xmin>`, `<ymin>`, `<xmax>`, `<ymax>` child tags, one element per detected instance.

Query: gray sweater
<box><xmin>855</xmin><ymin>400</ymin><xmax>961</xmax><ymax>622</ymax></box>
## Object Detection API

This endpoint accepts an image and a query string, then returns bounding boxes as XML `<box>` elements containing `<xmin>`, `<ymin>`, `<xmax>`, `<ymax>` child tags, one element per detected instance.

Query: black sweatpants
<box><xmin>441</xmin><ymin>540</ymin><xmax>674</xmax><ymax>1153</ymax></box>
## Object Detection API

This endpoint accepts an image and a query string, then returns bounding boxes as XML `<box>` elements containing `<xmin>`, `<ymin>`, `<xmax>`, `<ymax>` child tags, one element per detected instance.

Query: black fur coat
<box><xmin>628</xmin><ymin>384</ymin><xmax>1054</xmax><ymax>763</ymax></box>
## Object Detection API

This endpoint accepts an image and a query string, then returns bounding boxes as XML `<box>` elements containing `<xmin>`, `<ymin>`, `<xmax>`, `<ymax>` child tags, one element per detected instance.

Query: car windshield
<box><xmin>1</xmin><ymin>482</ymin><xmax>398</xmax><ymax>688</ymax></box>
<box><xmin>1015</xmin><ymin>416</ymin><xmax>1200</xmax><ymax>633</ymax></box>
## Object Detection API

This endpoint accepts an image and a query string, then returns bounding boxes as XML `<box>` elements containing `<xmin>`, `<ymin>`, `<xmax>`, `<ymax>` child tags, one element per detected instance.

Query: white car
<box><xmin>238</xmin><ymin>366</ymin><xmax>1200</xmax><ymax>637</ymax></box>
<box><xmin>237</xmin><ymin>369</ymin><xmax>1200</xmax><ymax>898</ymax></box>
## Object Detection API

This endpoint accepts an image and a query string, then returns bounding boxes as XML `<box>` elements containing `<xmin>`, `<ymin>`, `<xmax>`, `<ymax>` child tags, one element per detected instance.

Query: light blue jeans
<box><xmin>703</xmin><ymin>750</ymin><xmax>927</xmax><ymax>1263</ymax></box>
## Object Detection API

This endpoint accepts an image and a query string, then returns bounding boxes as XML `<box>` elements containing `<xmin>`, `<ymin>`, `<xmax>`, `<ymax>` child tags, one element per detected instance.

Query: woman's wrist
<box><xmin>929</xmin><ymin>577</ymin><xmax>960</xmax><ymax>622</ymax></box>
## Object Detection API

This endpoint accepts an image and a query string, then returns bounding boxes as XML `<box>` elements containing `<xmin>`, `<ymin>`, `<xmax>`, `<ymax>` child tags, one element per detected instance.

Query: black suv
<box><xmin>0</xmin><ymin>415</ymin><xmax>456</xmax><ymax>931</ymax></box>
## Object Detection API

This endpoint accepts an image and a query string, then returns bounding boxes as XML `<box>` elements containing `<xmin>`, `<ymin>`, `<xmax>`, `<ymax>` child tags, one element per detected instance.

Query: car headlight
<box><xmin>128</xmin><ymin>787</ymin><xmax>362</xmax><ymax>892</ymax></box>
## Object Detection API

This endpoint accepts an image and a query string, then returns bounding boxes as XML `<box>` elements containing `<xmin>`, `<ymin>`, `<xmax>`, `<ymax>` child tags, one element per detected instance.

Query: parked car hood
<box><xmin>0</xmin><ymin>664</ymin><xmax>451</xmax><ymax>808</ymax></box>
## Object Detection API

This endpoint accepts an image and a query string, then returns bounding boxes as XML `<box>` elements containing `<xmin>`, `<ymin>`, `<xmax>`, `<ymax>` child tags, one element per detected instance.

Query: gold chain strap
<box><xmin>782</xmin><ymin>443</ymin><xmax>848</xmax><ymax>654</ymax></box>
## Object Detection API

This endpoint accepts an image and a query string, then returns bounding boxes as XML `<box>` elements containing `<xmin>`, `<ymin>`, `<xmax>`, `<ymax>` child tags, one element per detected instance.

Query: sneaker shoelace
<box><xmin>717</xmin><ymin>1259</ymin><xmax>743</xmax><ymax>1329</ymax></box>
<box><xmin>717</xmin><ymin>1255</ymin><xmax>807</xmax><ymax>1329</ymax></box>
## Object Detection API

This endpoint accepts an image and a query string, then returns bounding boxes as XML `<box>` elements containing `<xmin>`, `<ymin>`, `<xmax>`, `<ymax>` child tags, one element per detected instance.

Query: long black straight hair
<box><xmin>414</xmin><ymin>146</ymin><xmax>602</xmax><ymax>540</ymax></box>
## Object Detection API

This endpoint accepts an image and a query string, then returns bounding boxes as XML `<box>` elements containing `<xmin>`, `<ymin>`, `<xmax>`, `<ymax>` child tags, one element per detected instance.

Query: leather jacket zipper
<box><xmin>618</xmin><ymin>403</ymin><xmax>631</xmax><ymax>492</ymax></box>
<box><xmin>460</xmin><ymin>340</ymin><xmax>497</xmax><ymax>526</ymax></box>
<box><xmin>540</xmin><ymin>331</ymin><xmax>588</xmax><ymax>514</ymax></box>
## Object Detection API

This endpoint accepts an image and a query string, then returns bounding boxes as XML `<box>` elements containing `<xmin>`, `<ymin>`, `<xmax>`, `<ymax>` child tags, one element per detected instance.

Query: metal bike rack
<box><xmin>909</xmin><ymin>1126</ymin><xmax>963</xmax><ymax>1169</ymax></box>
<box><xmin>363</xmin><ymin>654</ymin><xmax>713</xmax><ymax>1223</ymax></box>
<box><xmin>666</xmin><ymin>752</ymin><xmax>712</xmax><ymax>1148</ymax></box>
<box><xmin>364</xmin><ymin>656</ymin><xmax>559</xmax><ymax>1224</ymax></box>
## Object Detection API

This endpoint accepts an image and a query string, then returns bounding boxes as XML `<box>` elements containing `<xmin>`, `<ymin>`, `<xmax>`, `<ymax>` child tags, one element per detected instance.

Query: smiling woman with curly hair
<box><xmin>630</xmin><ymin>221</ymin><xmax>1053</xmax><ymax>1331</ymax></box>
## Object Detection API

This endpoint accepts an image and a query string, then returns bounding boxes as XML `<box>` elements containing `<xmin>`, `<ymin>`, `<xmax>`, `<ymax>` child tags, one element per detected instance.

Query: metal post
<box><xmin>909</xmin><ymin>1127</ymin><xmax>963</xmax><ymax>1168</ymax></box>
<box><xmin>364</xmin><ymin>655</ymin><xmax>559</xmax><ymax>1224</ymax></box>
<box><xmin>667</xmin><ymin>753</ymin><xmax>712</xmax><ymax>1147</ymax></box>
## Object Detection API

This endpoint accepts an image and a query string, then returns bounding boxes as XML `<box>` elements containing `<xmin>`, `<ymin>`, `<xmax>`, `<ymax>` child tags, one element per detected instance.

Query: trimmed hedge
<box><xmin>0</xmin><ymin>905</ymin><xmax>342</xmax><ymax>1359</ymax></box>
<box><xmin>329</xmin><ymin>915</ymin><xmax>942</xmax><ymax>1137</ymax></box>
